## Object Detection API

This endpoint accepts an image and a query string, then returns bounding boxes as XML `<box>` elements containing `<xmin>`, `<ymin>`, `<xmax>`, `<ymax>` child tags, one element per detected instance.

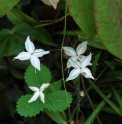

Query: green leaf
<box><xmin>94</xmin><ymin>0</ymin><xmax>122</xmax><ymax>60</ymax></box>
<box><xmin>0</xmin><ymin>65</ymin><xmax>7</xmax><ymax>70</ymax></box>
<box><xmin>9</xmin><ymin>67</ymin><xmax>24</xmax><ymax>79</ymax></box>
<box><xmin>87</xmin><ymin>79</ymin><xmax>122</xmax><ymax>116</ymax></box>
<box><xmin>17</xmin><ymin>91</ymin><xmax>72</xmax><ymax>117</ymax></box>
<box><xmin>45</xmin><ymin>110</ymin><xmax>67</xmax><ymax>124</ymax></box>
<box><xmin>78</xmin><ymin>34</ymin><xmax>106</xmax><ymax>50</ymax></box>
<box><xmin>0</xmin><ymin>23</ymin><xmax>35</xmax><ymax>56</ymax></box>
<box><xmin>25</xmin><ymin>64</ymin><xmax>52</xmax><ymax>87</ymax></box>
<box><xmin>7</xmin><ymin>8</ymin><xmax>57</xmax><ymax>46</ymax></box>
<box><xmin>111</xmin><ymin>86</ymin><xmax>122</xmax><ymax>110</ymax></box>
<box><xmin>52</xmin><ymin>79</ymin><xmax>62</xmax><ymax>91</ymax></box>
<box><xmin>53</xmin><ymin>30</ymin><xmax>106</xmax><ymax>50</ymax></box>
<box><xmin>85</xmin><ymin>93</ymin><xmax>112</xmax><ymax>124</ymax></box>
<box><xmin>0</xmin><ymin>0</ymin><xmax>19</xmax><ymax>17</ymax></box>
<box><xmin>17</xmin><ymin>95</ymin><xmax>44</xmax><ymax>117</ymax></box>
<box><xmin>91</xmin><ymin>52</ymin><xmax>101</xmax><ymax>75</ymax></box>
<box><xmin>65</xmin><ymin>0</ymin><xmax>95</xmax><ymax>39</ymax></box>
<box><xmin>45</xmin><ymin>90</ymin><xmax>72</xmax><ymax>112</ymax></box>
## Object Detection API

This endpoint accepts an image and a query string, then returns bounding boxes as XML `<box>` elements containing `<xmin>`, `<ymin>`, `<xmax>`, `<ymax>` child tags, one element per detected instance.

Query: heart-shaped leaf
<box><xmin>0</xmin><ymin>0</ymin><xmax>19</xmax><ymax>17</ymax></box>
<box><xmin>0</xmin><ymin>23</ymin><xmax>35</xmax><ymax>56</ymax></box>
<box><xmin>65</xmin><ymin>0</ymin><xmax>95</xmax><ymax>40</ymax></box>
<box><xmin>7</xmin><ymin>8</ymin><xmax>57</xmax><ymax>46</ymax></box>
<box><xmin>94</xmin><ymin>0</ymin><xmax>122</xmax><ymax>59</ymax></box>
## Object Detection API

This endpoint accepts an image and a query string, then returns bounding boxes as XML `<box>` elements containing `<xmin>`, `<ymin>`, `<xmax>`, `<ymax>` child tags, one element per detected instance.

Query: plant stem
<box><xmin>81</xmin><ymin>75</ymin><xmax>102</xmax><ymax>124</ymax></box>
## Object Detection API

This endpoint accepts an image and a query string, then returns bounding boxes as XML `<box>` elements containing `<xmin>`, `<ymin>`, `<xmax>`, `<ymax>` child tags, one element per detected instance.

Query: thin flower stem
<box><xmin>80</xmin><ymin>75</ymin><xmax>102</xmax><ymax>124</ymax></box>
<box><xmin>66</xmin><ymin>82</ymin><xmax>80</xmax><ymax>91</ymax></box>
<box><xmin>61</xmin><ymin>5</ymin><xmax>71</xmax><ymax>121</ymax></box>
<box><xmin>76</xmin><ymin>77</ymin><xmax>81</xmax><ymax>123</ymax></box>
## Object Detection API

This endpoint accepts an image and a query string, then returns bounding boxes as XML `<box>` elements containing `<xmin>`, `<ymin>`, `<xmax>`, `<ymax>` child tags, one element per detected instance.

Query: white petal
<box><xmin>40</xmin><ymin>91</ymin><xmax>45</xmax><ymax>103</ymax></box>
<box><xmin>66</xmin><ymin>59</ymin><xmax>71</xmax><ymax>69</ymax></box>
<box><xmin>14</xmin><ymin>52</ymin><xmax>31</xmax><ymax>60</ymax></box>
<box><xmin>63</xmin><ymin>47</ymin><xmax>76</xmax><ymax>56</ymax></box>
<box><xmin>81</xmin><ymin>53</ymin><xmax>92</xmax><ymax>68</ymax></box>
<box><xmin>66</xmin><ymin>59</ymin><xmax>73</xmax><ymax>69</ymax></box>
<box><xmin>76</xmin><ymin>41</ymin><xmax>87</xmax><ymax>55</ymax></box>
<box><xmin>40</xmin><ymin>83</ymin><xmax>49</xmax><ymax>91</ymax></box>
<box><xmin>81</xmin><ymin>68</ymin><xmax>95</xmax><ymax>80</ymax></box>
<box><xmin>30</xmin><ymin>55</ymin><xmax>40</xmax><ymax>71</ymax></box>
<box><xmin>66</xmin><ymin>68</ymin><xmax>81</xmax><ymax>81</ymax></box>
<box><xmin>69</xmin><ymin>59</ymin><xmax>80</xmax><ymax>69</ymax></box>
<box><xmin>25</xmin><ymin>36</ymin><xmax>35</xmax><ymax>53</ymax></box>
<box><xmin>33</xmin><ymin>49</ymin><xmax>50</xmax><ymax>57</ymax></box>
<box><xmin>29</xmin><ymin>86</ymin><xmax>39</xmax><ymax>92</ymax></box>
<box><xmin>28</xmin><ymin>91</ymin><xmax>40</xmax><ymax>103</ymax></box>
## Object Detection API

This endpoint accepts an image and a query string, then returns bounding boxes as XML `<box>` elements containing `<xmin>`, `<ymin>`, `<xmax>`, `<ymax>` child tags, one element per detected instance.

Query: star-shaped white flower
<box><xmin>28</xmin><ymin>83</ymin><xmax>49</xmax><ymax>103</ymax></box>
<box><xmin>66</xmin><ymin>53</ymin><xmax>94</xmax><ymax>81</ymax></box>
<box><xmin>63</xmin><ymin>41</ymin><xmax>87</xmax><ymax>69</ymax></box>
<box><xmin>14</xmin><ymin>36</ymin><xmax>50</xmax><ymax>71</ymax></box>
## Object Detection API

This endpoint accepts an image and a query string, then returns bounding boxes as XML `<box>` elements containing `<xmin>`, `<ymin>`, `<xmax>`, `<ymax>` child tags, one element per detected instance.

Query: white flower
<box><xmin>66</xmin><ymin>53</ymin><xmax>94</xmax><ymax>81</ymax></box>
<box><xmin>63</xmin><ymin>41</ymin><xmax>87</xmax><ymax>69</ymax></box>
<box><xmin>28</xmin><ymin>83</ymin><xmax>49</xmax><ymax>103</ymax></box>
<box><xmin>14</xmin><ymin>36</ymin><xmax>50</xmax><ymax>71</ymax></box>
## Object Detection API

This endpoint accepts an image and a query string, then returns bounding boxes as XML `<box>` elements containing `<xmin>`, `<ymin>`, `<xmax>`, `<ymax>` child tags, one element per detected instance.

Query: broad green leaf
<box><xmin>0</xmin><ymin>0</ymin><xmax>19</xmax><ymax>17</ymax></box>
<box><xmin>52</xmin><ymin>79</ymin><xmax>62</xmax><ymax>91</ymax></box>
<box><xmin>65</xmin><ymin>0</ymin><xmax>95</xmax><ymax>39</ymax></box>
<box><xmin>7</xmin><ymin>8</ymin><xmax>57</xmax><ymax>46</ymax></box>
<box><xmin>85</xmin><ymin>93</ymin><xmax>111</xmax><ymax>124</ymax></box>
<box><xmin>45</xmin><ymin>90</ymin><xmax>72</xmax><ymax>112</ymax></box>
<box><xmin>78</xmin><ymin>34</ymin><xmax>106</xmax><ymax>50</ymax></box>
<box><xmin>45</xmin><ymin>110</ymin><xmax>67</xmax><ymax>124</ymax></box>
<box><xmin>25</xmin><ymin>64</ymin><xmax>52</xmax><ymax>87</ymax></box>
<box><xmin>17</xmin><ymin>95</ymin><xmax>44</xmax><ymax>117</ymax></box>
<box><xmin>0</xmin><ymin>23</ymin><xmax>35</xmax><ymax>56</ymax></box>
<box><xmin>94</xmin><ymin>0</ymin><xmax>122</xmax><ymax>60</ymax></box>
<box><xmin>17</xmin><ymin>91</ymin><xmax>72</xmax><ymax>117</ymax></box>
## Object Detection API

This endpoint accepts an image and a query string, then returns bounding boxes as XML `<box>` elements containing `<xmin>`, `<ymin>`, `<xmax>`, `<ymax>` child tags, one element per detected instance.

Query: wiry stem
<box><xmin>80</xmin><ymin>75</ymin><xmax>102</xmax><ymax>124</ymax></box>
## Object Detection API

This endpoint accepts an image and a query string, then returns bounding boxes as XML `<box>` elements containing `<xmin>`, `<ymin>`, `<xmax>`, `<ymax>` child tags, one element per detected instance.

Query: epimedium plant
<box><xmin>1</xmin><ymin>0</ymin><xmax>122</xmax><ymax>124</ymax></box>
<box><xmin>17</xmin><ymin>64</ymin><xmax>72</xmax><ymax>117</ymax></box>
<box><xmin>14</xmin><ymin>36</ymin><xmax>72</xmax><ymax>119</ymax></box>
<box><xmin>14</xmin><ymin>36</ymin><xmax>93</xmax><ymax>119</ymax></box>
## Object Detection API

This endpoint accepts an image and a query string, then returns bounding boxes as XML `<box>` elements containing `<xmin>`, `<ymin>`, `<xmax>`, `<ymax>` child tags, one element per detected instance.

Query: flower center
<box><xmin>81</xmin><ymin>72</ymin><xmax>86</xmax><ymax>77</ymax></box>
<box><xmin>77</xmin><ymin>55</ymin><xmax>82</xmax><ymax>61</ymax></box>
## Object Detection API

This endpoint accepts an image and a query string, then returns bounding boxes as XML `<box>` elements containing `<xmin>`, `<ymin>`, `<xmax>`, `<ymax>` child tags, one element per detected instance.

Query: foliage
<box><xmin>17</xmin><ymin>64</ymin><xmax>72</xmax><ymax>118</ymax></box>
<box><xmin>0</xmin><ymin>0</ymin><xmax>122</xmax><ymax>124</ymax></box>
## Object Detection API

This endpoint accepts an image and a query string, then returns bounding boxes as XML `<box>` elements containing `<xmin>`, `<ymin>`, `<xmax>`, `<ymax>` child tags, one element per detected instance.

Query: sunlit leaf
<box><xmin>0</xmin><ymin>0</ymin><xmax>19</xmax><ymax>17</ymax></box>
<box><xmin>94</xmin><ymin>0</ymin><xmax>122</xmax><ymax>59</ymax></box>
<box><xmin>65</xmin><ymin>0</ymin><xmax>95</xmax><ymax>39</ymax></box>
